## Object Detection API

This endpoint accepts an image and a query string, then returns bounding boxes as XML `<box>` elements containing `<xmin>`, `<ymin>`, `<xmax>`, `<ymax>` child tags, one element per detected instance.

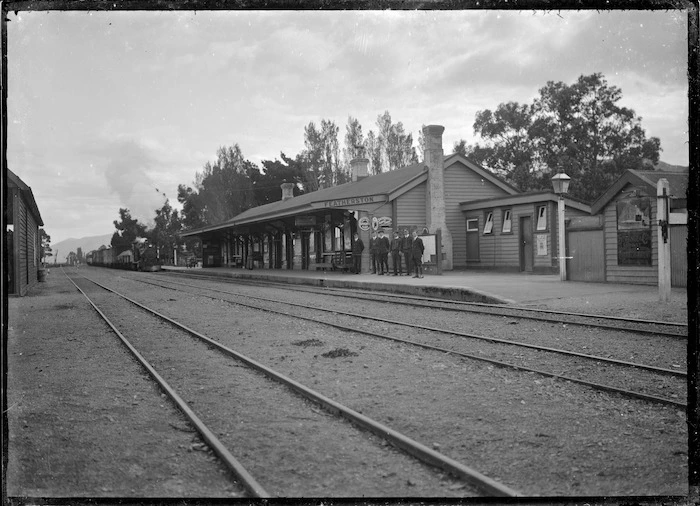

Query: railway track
<box><xmin>165</xmin><ymin>270</ymin><xmax>687</xmax><ymax>338</ymax></box>
<box><xmin>128</xmin><ymin>271</ymin><xmax>686</xmax><ymax>409</ymax></box>
<box><xmin>64</xmin><ymin>269</ymin><xmax>521</xmax><ymax>498</ymax></box>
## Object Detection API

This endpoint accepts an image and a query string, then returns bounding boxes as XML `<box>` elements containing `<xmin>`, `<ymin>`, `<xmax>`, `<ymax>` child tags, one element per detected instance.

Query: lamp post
<box><xmin>551</xmin><ymin>172</ymin><xmax>571</xmax><ymax>281</ymax></box>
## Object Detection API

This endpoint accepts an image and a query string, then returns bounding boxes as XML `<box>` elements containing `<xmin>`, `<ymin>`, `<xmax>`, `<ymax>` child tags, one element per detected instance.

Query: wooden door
<box><xmin>520</xmin><ymin>216</ymin><xmax>533</xmax><ymax>272</ymax></box>
<box><xmin>567</xmin><ymin>229</ymin><xmax>605</xmax><ymax>282</ymax></box>
<box><xmin>465</xmin><ymin>217</ymin><xmax>480</xmax><ymax>262</ymax></box>
<box><xmin>670</xmin><ymin>225</ymin><xmax>687</xmax><ymax>287</ymax></box>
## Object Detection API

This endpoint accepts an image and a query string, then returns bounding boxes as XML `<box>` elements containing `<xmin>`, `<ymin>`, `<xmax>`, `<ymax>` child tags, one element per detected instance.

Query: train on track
<box><xmin>86</xmin><ymin>238</ymin><xmax>162</xmax><ymax>272</ymax></box>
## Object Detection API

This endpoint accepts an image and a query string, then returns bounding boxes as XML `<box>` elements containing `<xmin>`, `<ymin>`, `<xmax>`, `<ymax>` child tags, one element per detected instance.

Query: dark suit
<box><xmin>411</xmin><ymin>236</ymin><xmax>424</xmax><ymax>277</ymax></box>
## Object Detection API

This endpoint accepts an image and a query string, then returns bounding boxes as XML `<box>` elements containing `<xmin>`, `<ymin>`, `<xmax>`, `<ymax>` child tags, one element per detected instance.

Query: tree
<box><xmin>366</xmin><ymin>111</ymin><xmax>418</xmax><ymax>173</ymax></box>
<box><xmin>179</xmin><ymin>143</ymin><xmax>257</xmax><ymax>228</ymax></box>
<box><xmin>469</xmin><ymin>73</ymin><xmax>662</xmax><ymax>201</ymax></box>
<box><xmin>39</xmin><ymin>228</ymin><xmax>52</xmax><ymax>264</ymax></box>
<box><xmin>452</xmin><ymin>139</ymin><xmax>469</xmax><ymax>156</ymax></box>
<box><xmin>147</xmin><ymin>200</ymin><xmax>183</xmax><ymax>264</ymax></box>
<box><xmin>111</xmin><ymin>208</ymin><xmax>147</xmax><ymax>255</ymax></box>
<box><xmin>302</xmin><ymin>119</ymin><xmax>344</xmax><ymax>190</ymax></box>
<box><xmin>254</xmin><ymin>152</ymin><xmax>306</xmax><ymax>205</ymax></box>
<box><xmin>343</xmin><ymin>116</ymin><xmax>365</xmax><ymax>170</ymax></box>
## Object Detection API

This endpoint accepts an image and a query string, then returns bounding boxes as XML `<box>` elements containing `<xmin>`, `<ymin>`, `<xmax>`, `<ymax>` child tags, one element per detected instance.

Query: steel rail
<box><xmin>76</xmin><ymin>272</ymin><xmax>522</xmax><ymax>498</ymax></box>
<box><xmin>162</xmin><ymin>271</ymin><xmax>687</xmax><ymax>336</ymax></box>
<box><xmin>131</xmin><ymin>275</ymin><xmax>687</xmax><ymax>409</ymax></box>
<box><xmin>63</xmin><ymin>271</ymin><xmax>271</xmax><ymax>499</ymax></box>
<box><xmin>139</xmin><ymin>275</ymin><xmax>686</xmax><ymax>378</ymax></box>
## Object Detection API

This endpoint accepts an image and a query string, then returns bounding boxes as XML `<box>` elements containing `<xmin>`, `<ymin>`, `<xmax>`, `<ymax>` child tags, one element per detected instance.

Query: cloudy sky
<box><xmin>7</xmin><ymin>8</ymin><xmax>689</xmax><ymax>248</ymax></box>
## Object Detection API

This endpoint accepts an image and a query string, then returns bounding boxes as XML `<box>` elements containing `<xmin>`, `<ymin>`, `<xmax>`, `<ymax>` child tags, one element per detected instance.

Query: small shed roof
<box><xmin>7</xmin><ymin>169</ymin><xmax>44</xmax><ymax>226</ymax></box>
<box><xmin>590</xmin><ymin>169</ymin><xmax>688</xmax><ymax>215</ymax></box>
<box><xmin>459</xmin><ymin>190</ymin><xmax>592</xmax><ymax>214</ymax></box>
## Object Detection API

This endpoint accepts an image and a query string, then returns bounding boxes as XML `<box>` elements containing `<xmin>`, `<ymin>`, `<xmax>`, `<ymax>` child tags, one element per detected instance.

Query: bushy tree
<box><xmin>111</xmin><ymin>208</ymin><xmax>147</xmax><ymax>254</ymax></box>
<box><xmin>468</xmin><ymin>73</ymin><xmax>662</xmax><ymax>201</ymax></box>
<box><xmin>147</xmin><ymin>200</ymin><xmax>183</xmax><ymax>263</ymax></box>
<box><xmin>178</xmin><ymin>143</ymin><xmax>257</xmax><ymax>228</ymax></box>
<box><xmin>39</xmin><ymin>228</ymin><xmax>51</xmax><ymax>264</ymax></box>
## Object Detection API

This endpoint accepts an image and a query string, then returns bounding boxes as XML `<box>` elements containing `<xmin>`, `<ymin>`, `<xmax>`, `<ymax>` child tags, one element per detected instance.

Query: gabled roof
<box><xmin>444</xmin><ymin>153</ymin><xmax>520</xmax><ymax>195</ymax></box>
<box><xmin>7</xmin><ymin>169</ymin><xmax>44</xmax><ymax>226</ymax></box>
<box><xmin>182</xmin><ymin>163</ymin><xmax>427</xmax><ymax>236</ymax></box>
<box><xmin>590</xmin><ymin>169</ymin><xmax>688</xmax><ymax>215</ymax></box>
<box><xmin>181</xmin><ymin>154</ymin><xmax>523</xmax><ymax>238</ymax></box>
<box><xmin>460</xmin><ymin>190</ymin><xmax>592</xmax><ymax>214</ymax></box>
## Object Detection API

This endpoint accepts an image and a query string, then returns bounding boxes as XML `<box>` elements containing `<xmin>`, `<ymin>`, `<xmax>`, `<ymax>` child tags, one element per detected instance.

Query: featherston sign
<box><xmin>322</xmin><ymin>196</ymin><xmax>377</xmax><ymax>208</ymax></box>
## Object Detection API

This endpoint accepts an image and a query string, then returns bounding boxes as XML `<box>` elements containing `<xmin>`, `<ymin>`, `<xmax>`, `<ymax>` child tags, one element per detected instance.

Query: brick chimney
<box><xmin>423</xmin><ymin>124</ymin><xmax>453</xmax><ymax>270</ymax></box>
<box><xmin>280</xmin><ymin>182</ymin><xmax>295</xmax><ymax>201</ymax></box>
<box><xmin>350</xmin><ymin>157</ymin><xmax>369</xmax><ymax>182</ymax></box>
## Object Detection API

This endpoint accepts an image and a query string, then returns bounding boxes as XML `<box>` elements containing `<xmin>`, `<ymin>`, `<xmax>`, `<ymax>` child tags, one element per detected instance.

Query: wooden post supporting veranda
<box><xmin>657</xmin><ymin>179</ymin><xmax>671</xmax><ymax>302</ymax></box>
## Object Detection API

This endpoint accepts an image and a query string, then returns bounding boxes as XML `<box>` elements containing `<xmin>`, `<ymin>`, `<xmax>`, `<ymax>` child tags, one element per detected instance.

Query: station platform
<box><xmin>160</xmin><ymin>265</ymin><xmax>688</xmax><ymax>315</ymax></box>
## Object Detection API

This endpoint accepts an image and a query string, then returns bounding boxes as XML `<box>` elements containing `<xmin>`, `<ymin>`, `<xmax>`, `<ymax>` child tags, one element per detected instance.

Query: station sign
<box><xmin>310</xmin><ymin>194</ymin><xmax>388</xmax><ymax>210</ymax></box>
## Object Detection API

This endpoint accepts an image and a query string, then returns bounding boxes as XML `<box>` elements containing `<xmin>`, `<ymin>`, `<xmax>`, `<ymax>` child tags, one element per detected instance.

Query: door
<box><xmin>670</xmin><ymin>225</ymin><xmax>687</xmax><ymax>287</ymax></box>
<box><xmin>520</xmin><ymin>216</ymin><xmax>533</xmax><ymax>272</ymax></box>
<box><xmin>465</xmin><ymin>217</ymin><xmax>479</xmax><ymax>262</ymax></box>
<box><xmin>567</xmin><ymin>229</ymin><xmax>605</xmax><ymax>282</ymax></box>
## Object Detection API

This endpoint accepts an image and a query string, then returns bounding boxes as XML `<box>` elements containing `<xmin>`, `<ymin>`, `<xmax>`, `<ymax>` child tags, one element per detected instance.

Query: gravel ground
<box><xmin>6</xmin><ymin>267</ymin><xmax>689</xmax><ymax>499</ymax></box>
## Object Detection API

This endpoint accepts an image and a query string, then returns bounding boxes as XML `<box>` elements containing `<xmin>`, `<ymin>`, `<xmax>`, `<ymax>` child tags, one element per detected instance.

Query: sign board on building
<box><xmin>295</xmin><ymin>216</ymin><xmax>316</xmax><ymax>227</ymax></box>
<box><xmin>536</xmin><ymin>234</ymin><xmax>548</xmax><ymax>256</ymax></box>
<box><xmin>371</xmin><ymin>217</ymin><xmax>379</xmax><ymax>230</ymax></box>
<box><xmin>358</xmin><ymin>217</ymin><xmax>370</xmax><ymax>231</ymax></box>
<box><xmin>377</xmin><ymin>216</ymin><xmax>392</xmax><ymax>227</ymax></box>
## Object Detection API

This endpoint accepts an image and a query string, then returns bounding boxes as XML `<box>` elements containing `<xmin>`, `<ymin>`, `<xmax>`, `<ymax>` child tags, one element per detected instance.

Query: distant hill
<box><xmin>655</xmin><ymin>160</ymin><xmax>688</xmax><ymax>172</ymax></box>
<box><xmin>50</xmin><ymin>233</ymin><xmax>113</xmax><ymax>263</ymax></box>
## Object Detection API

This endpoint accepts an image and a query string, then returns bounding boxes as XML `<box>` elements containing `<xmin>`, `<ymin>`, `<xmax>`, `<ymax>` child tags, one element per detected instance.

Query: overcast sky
<box><xmin>7</xmin><ymin>8</ymin><xmax>689</xmax><ymax>247</ymax></box>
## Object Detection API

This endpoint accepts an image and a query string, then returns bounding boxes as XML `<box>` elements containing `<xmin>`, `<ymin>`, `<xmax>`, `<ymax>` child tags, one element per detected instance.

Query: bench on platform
<box><xmin>308</xmin><ymin>262</ymin><xmax>332</xmax><ymax>271</ymax></box>
<box><xmin>332</xmin><ymin>251</ymin><xmax>353</xmax><ymax>273</ymax></box>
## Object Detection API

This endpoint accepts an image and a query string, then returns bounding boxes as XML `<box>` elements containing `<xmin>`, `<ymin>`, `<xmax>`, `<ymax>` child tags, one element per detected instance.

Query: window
<box><xmin>616</xmin><ymin>197</ymin><xmax>652</xmax><ymax>265</ymax></box>
<box><xmin>536</xmin><ymin>206</ymin><xmax>547</xmax><ymax>231</ymax></box>
<box><xmin>466</xmin><ymin>218</ymin><xmax>479</xmax><ymax>232</ymax></box>
<box><xmin>502</xmin><ymin>209</ymin><xmax>512</xmax><ymax>233</ymax></box>
<box><xmin>483</xmin><ymin>212</ymin><xmax>494</xmax><ymax>234</ymax></box>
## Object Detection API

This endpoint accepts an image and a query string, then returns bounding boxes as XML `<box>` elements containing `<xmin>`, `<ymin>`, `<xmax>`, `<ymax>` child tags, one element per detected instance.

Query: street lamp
<box><xmin>551</xmin><ymin>172</ymin><xmax>571</xmax><ymax>281</ymax></box>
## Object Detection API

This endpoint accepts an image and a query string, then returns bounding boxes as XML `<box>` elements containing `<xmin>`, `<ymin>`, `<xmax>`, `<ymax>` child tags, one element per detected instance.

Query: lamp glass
<box><xmin>551</xmin><ymin>173</ymin><xmax>571</xmax><ymax>195</ymax></box>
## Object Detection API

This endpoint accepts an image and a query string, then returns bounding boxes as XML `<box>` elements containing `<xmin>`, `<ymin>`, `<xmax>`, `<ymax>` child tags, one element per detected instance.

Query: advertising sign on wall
<box><xmin>358</xmin><ymin>217</ymin><xmax>370</xmax><ymax>231</ymax></box>
<box><xmin>536</xmin><ymin>234</ymin><xmax>548</xmax><ymax>256</ymax></box>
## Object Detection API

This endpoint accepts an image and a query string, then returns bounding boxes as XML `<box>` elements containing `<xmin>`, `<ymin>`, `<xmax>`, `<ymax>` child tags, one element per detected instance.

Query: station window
<box><xmin>502</xmin><ymin>209</ymin><xmax>512</xmax><ymax>233</ymax></box>
<box><xmin>536</xmin><ymin>206</ymin><xmax>547</xmax><ymax>231</ymax></box>
<box><xmin>466</xmin><ymin>218</ymin><xmax>479</xmax><ymax>232</ymax></box>
<box><xmin>483</xmin><ymin>212</ymin><xmax>494</xmax><ymax>234</ymax></box>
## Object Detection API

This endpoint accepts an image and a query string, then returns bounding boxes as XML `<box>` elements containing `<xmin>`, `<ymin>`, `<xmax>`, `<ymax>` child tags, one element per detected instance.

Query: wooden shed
<box><xmin>459</xmin><ymin>192</ymin><xmax>591</xmax><ymax>274</ymax></box>
<box><xmin>590</xmin><ymin>169</ymin><xmax>688</xmax><ymax>287</ymax></box>
<box><xmin>7</xmin><ymin>169</ymin><xmax>44</xmax><ymax>296</ymax></box>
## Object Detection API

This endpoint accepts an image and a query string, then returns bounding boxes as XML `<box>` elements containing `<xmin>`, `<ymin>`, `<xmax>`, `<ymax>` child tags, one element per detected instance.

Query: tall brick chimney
<box><xmin>423</xmin><ymin>125</ymin><xmax>453</xmax><ymax>270</ymax></box>
<box><xmin>280</xmin><ymin>182</ymin><xmax>295</xmax><ymax>201</ymax></box>
<box><xmin>350</xmin><ymin>158</ymin><xmax>369</xmax><ymax>182</ymax></box>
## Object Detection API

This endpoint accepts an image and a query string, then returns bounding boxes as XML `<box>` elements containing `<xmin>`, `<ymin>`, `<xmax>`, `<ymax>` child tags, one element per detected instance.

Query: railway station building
<box><xmin>7</xmin><ymin>169</ymin><xmax>44</xmax><ymax>296</ymax></box>
<box><xmin>181</xmin><ymin>125</ymin><xmax>688</xmax><ymax>285</ymax></box>
<box><xmin>182</xmin><ymin>125</ymin><xmax>524</xmax><ymax>273</ymax></box>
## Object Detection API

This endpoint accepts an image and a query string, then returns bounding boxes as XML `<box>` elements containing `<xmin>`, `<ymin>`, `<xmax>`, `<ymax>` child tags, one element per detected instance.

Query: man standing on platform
<box><xmin>390</xmin><ymin>231</ymin><xmax>403</xmax><ymax>276</ymax></box>
<box><xmin>401</xmin><ymin>229</ymin><xmax>412</xmax><ymax>276</ymax></box>
<box><xmin>411</xmin><ymin>230</ymin><xmax>424</xmax><ymax>278</ymax></box>
<box><xmin>376</xmin><ymin>230</ymin><xmax>390</xmax><ymax>275</ymax></box>
<box><xmin>352</xmin><ymin>233</ymin><xmax>364</xmax><ymax>274</ymax></box>
<box><xmin>369</xmin><ymin>231</ymin><xmax>378</xmax><ymax>274</ymax></box>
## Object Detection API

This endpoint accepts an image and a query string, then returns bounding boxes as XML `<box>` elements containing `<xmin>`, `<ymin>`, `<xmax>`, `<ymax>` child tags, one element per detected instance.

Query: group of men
<box><xmin>351</xmin><ymin>229</ymin><xmax>425</xmax><ymax>278</ymax></box>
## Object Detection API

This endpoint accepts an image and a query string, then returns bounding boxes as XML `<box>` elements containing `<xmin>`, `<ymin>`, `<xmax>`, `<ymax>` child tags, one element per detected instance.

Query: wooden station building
<box><xmin>182</xmin><ymin>125</ymin><xmax>585</xmax><ymax>275</ymax></box>
<box><xmin>6</xmin><ymin>169</ymin><xmax>44</xmax><ymax>296</ymax></box>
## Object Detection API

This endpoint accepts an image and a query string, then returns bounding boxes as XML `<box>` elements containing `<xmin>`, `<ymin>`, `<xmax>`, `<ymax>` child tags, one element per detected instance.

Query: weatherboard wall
<box><xmin>444</xmin><ymin>160</ymin><xmax>512</xmax><ymax>268</ymax></box>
